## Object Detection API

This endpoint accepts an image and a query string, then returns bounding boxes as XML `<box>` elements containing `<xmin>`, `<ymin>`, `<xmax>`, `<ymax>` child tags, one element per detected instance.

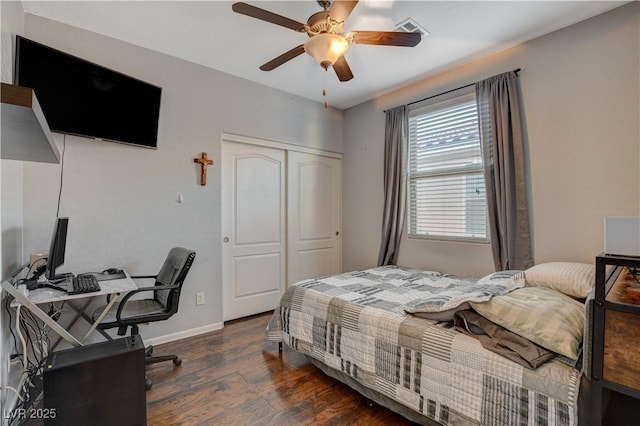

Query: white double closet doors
<box><xmin>221</xmin><ymin>137</ymin><xmax>341</xmax><ymax>321</ymax></box>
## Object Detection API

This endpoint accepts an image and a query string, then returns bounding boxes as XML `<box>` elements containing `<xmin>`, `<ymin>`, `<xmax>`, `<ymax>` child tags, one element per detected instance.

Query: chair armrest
<box><xmin>108</xmin><ymin>275</ymin><xmax>156</xmax><ymax>302</ymax></box>
<box><xmin>114</xmin><ymin>284</ymin><xmax>180</xmax><ymax>322</ymax></box>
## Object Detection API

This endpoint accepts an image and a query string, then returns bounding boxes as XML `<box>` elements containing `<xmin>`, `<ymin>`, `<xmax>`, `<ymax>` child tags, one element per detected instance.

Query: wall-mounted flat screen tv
<box><xmin>15</xmin><ymin>36</ymin><xmax>161</xmax><ymax>149</ymax></box>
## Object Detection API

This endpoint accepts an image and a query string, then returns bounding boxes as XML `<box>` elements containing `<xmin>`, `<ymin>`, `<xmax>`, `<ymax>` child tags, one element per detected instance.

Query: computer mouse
<box><xmin>103</xmin><ymin>268</ymin><xmax>123</xmax><ymax>275</ymax></box>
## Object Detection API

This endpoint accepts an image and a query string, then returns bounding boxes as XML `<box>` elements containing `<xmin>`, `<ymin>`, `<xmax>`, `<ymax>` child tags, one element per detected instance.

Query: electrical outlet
<box><xmin>29</xmin><ymin>252</ymin><xmax>48</xmax><ymax>268</ymax></box>
<box><xmin>195</xmin><ymin>292</ymin><xmax>205</xmax><ymax>306</ymax></box>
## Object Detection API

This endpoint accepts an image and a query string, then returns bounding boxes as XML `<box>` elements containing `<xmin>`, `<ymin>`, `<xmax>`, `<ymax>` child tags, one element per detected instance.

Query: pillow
<box><xmin>469</xmin><ymin>286</ymin><xmax>584</xmax><ymax>360</ymax></box>
<box><xmin>525</xmin><ymin>262</ymin><xmax>594</xmax><ymax>298</ymax></box>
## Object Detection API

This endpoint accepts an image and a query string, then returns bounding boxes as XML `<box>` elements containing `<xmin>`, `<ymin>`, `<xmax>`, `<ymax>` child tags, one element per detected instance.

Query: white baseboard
<box><xmin>144</xmin><ymin>322</ymin><xmax>223</xmax><ymax>347</ymax></box>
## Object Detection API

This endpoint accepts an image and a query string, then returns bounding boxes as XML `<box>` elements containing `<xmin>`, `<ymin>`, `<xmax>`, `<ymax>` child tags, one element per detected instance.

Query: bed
<box><xmin>266</xmin><ymin>264</ymin><xmax>594</xmax><ymax>425</ymax></box>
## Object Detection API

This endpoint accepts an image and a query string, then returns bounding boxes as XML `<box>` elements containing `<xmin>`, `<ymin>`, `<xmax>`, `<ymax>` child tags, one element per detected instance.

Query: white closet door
<box><xmin>287</xmin><ymin>151</ymin><xmax>342</xmax><ymax>286</ymax></box>
<box><xmin>222</xmin><ymin>141</ymin><xmax>285</xmax><ymax>321</ymax></box>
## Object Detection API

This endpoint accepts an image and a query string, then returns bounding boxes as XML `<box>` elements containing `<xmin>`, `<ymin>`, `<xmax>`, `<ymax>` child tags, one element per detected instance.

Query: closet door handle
<box><xmin>223</xmin><ymin>237</ymin><xmax>229</xmax><ymax>243</ymax></box>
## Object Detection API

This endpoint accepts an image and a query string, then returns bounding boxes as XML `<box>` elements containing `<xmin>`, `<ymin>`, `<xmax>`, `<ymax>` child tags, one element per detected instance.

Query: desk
<box><xmin>1</xmin><ymin>273</ymin><xmax>137</xmax><ymax>348</ymax></box>
<box><xmin>590</xmin><ymin>254</ymin><xmax>640</xmax><ymax>425</ymax></box>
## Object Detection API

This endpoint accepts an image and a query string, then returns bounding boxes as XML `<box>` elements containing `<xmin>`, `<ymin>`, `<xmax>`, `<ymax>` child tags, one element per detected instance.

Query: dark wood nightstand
<box><xmin>591</xmin><ymin>254</ymin><xmax>640</xmax><ymax>425</ymax></box>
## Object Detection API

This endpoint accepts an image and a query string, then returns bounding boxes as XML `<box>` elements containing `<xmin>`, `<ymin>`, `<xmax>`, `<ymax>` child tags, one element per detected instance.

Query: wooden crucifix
<box><xmin>194</xmin><ymin>152</ymin><xmax>213</xmax><ymax>186</ymax></box>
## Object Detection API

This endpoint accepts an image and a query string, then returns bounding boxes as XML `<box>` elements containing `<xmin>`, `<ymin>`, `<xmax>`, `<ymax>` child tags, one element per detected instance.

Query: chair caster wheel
<box><xmin>145</xmin><ymin>379</ymin><xmax>153</xmax><ymax>390</ymax></box>
<box><xmin>173</xmin><ymin>357</ymin><xmax>182</xmax><ymax>366</ymax></box>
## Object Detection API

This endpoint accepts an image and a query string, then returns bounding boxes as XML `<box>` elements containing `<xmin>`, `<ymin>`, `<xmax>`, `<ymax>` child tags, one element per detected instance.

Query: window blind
<box><xmin>408</xmin><ymin>92</ymin><xmax>488</xmax><ymax>241</ymax></box>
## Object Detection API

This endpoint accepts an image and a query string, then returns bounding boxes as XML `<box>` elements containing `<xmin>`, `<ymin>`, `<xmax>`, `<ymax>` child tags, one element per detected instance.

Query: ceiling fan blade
<box><xmin>329</xmin><ymin>0</ymin><xmax>359</xmax><ymax>23</ymax></box>
<box><xmin>332</xmin><ymin>56</ymin><xmax>354</xmax><ymax>82</ymax></box>
<box><xmin>260</xmin><ymin>45</ymin><xmax>306</xmax><ymax>71</ymax></box>
<box><xmin>232</xmin><ymin>2</ymin><xmax>306</xmax><ymax>32</ymax></box>
<box><xmin>350</xmin><ymin>31</ymin><xmax>421</xmax><ymax>47</ymax></box>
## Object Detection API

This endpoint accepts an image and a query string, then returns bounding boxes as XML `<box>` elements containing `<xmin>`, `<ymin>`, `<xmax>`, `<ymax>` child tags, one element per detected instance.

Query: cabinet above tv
<box><xmin>1</xmin><ymin>83</ymin><xmax>60</xmax><ymax>164</ymax></box>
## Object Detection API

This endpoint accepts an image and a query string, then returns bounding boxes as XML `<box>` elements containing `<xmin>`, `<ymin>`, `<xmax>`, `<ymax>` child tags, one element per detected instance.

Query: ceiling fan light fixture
<box><xmin>304</xmin><ymin>33</ymin><xmax>349</xmax><ymax>69</ymax></box>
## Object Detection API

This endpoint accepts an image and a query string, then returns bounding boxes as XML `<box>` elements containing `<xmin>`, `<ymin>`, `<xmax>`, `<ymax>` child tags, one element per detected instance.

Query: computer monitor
<box><xmin>45</xmin><ymin>217</ymin><xmax>69</xmax><ymax>281</ymax></box>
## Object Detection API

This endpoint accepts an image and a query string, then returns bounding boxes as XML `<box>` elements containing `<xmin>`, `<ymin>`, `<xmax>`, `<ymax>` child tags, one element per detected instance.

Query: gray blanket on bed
<box><xmin>266</xmin><ymin>266</ymin><xmax>580</xmax><ymax>426</ymax></box>
<box><xmin>281</xmin><ymin>265</ymin><xmax>524</xmax><ymax>316</ymax></box>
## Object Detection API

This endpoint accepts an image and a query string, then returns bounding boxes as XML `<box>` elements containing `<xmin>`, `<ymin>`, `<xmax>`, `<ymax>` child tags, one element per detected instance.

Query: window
<box><xmin>407</xmin><ymin>91</ymin><xmax>488</xmax><ymax>242</ymax></box>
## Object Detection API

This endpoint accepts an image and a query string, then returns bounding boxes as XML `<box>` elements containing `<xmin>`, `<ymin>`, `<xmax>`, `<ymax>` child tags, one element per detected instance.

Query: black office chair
<box><xmin>92</xmin><ymin>247</ymin><xmax>196</xmax><ymax>388</ymax></box>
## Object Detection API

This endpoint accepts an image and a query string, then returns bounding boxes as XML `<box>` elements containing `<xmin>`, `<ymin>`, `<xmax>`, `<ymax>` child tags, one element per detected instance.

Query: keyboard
<box><xmin>69</xmin><ymin>274</ymin><xmax>101</xmax><ymax>295</ymax></box>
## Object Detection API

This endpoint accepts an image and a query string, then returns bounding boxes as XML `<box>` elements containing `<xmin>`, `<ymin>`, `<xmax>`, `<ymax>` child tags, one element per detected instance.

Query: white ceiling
<box><xmin>21</xmin><ymin>0</ymin><xmax>627</xmax><ymax>110</ymax></box>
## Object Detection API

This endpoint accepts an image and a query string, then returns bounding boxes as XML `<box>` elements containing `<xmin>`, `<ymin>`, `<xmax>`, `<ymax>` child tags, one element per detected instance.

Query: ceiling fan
<box><xmin>231</xmin><ymin>0</ymin><xmax>421</xmax><ymax>83</ymax></box>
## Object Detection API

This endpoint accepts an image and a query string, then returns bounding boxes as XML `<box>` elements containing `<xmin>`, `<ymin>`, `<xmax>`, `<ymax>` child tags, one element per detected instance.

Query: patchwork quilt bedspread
<box><xmin>266</xmin><ymin>266</ymin><xmax>580</xmax><ymax>426</ymax></box>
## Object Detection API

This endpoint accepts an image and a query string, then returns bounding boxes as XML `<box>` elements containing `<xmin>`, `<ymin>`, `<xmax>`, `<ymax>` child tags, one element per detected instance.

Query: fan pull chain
<box><xmin>323</xmin><ymin>67</ymin><xmax>328</xmax><ymax>109</ymax></box>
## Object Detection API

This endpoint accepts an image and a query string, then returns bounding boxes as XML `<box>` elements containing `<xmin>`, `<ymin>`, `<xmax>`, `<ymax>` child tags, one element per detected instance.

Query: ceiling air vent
<box><xmin>394</xmin><ymin>18</ymin><xmax>429</xmax><ymax>37</ymax></box>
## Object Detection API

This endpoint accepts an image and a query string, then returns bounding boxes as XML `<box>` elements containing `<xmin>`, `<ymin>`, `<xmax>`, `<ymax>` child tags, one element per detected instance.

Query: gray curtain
<box><xmin>377</xmin><ymin>105</ymin><xmax>408</xmax><ymax>266</ymax></box>
<box><xmin>476</xmin><ymin>72</ymin><xmax>533</xmax><ymax>271</ymax></box>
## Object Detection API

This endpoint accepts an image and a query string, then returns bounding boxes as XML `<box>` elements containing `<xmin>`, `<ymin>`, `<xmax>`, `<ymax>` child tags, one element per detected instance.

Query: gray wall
<box><xmin>343</xmin><ymin>2</ymin><xmax>640</xmax><ymax>278</ymax></box>
<box><xmin>19</xmin><ymin>14</ymin><xmax>344</xmax><ymax>341</ymax></box>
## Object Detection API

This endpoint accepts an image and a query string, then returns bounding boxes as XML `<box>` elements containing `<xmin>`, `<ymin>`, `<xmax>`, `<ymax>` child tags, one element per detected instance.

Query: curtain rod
<box><xmin>383</xmin><ymin>68</ymin><xmax>521</xmax><ymax>113</ymax></box>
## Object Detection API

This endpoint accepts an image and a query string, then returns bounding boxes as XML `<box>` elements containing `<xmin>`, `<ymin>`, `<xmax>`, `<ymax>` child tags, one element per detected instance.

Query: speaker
<box><xmin>43</xmin><ymin>336</ymin><xmax>146</xmax><ymax>426</ymax></box>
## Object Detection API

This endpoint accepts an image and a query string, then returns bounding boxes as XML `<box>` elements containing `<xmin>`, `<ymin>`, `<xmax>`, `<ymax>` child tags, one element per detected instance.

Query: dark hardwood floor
<box><xmin>145</xmin><ymin>312</ymin><xmax>415</xmax><ymax>425</ymax></box>
<box><xmin>20</xmin><ymin>311</ymin><xmax>635</xmax><ymax>425</ymax></box>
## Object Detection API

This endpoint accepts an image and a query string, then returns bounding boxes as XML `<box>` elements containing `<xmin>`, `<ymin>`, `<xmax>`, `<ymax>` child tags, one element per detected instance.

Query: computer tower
<box><xmin>43</xmin><ymin>335</ymin><xmax>146</xmax><ymax>426</ymax></box>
